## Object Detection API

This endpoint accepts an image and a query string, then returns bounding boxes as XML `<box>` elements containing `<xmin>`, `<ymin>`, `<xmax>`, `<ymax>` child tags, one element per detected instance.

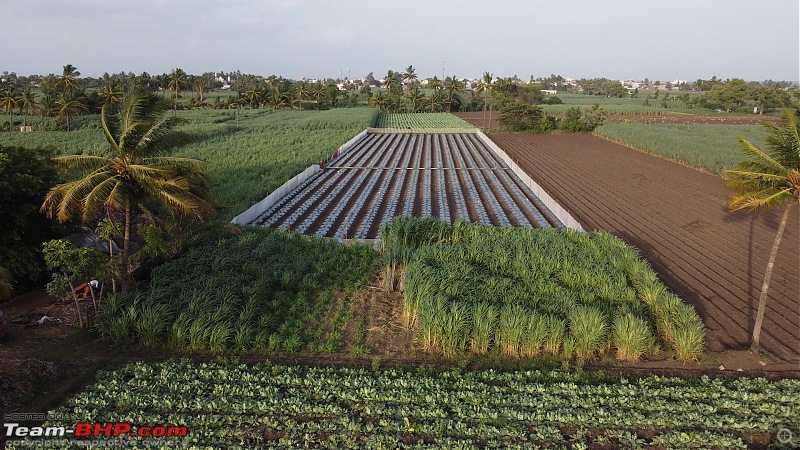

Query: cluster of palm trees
<box><xmin>367</xmin><ymin>65</ymin><xmax>467</xmax><ymax>114</ymax></box>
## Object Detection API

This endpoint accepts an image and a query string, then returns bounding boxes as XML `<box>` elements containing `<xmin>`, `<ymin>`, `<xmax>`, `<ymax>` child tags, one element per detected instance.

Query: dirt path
<box><xmin>486</xmin><ymin>133</ymin><xmax>799</xmax><ymax>365</ymax></box>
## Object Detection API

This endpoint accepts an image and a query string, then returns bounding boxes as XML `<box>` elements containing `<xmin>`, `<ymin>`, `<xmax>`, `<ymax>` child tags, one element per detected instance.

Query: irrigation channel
<box><xmin>245</xmin><ymin>130</ymin><xmax>572</xmax><ymax>240</ymax></box>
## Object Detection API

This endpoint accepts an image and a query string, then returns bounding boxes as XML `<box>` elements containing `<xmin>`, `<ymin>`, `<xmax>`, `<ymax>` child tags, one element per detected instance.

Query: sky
<box><xmin>1</xmin><ymin>0</ymin><xmax>798</xmax><ymax>82</ymax></box>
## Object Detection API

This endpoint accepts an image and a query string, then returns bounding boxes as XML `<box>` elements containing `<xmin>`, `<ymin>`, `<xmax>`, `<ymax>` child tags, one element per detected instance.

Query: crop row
<box><xmin>94</xmin><ymin>227</ymin><xmax>377</xmax><ymax>353</ymax></box>
<box><xmin>252</xmin><ymin>132</ymin><xmax>562</xmax><ymax>238</ymax></box>
<box><xmin>10</xmin><ymin>359</ymin><xmax>798</xmax><ymax>449</ymax></box>
<box><xmin>382</xmin><ymin>218</ymin><xmax>705</xmax><ymax>362</ymax></box>
<box><xmin>375</xmin><ymin>113</ymin><xmax>474</xmax><ymax>129</ymax></box>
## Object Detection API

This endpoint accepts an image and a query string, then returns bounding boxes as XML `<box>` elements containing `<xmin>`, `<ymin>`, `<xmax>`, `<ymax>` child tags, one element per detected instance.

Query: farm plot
<box><xmin>250</xmin><ymin>131</ymin><xmax>564</xmax><ymax>239</ymax></box>
<box><xmin>12</xmin><ymin>360</ymin><xmax>799</xmax><ymax>449</ymax></box>
<box><xmin>488</xmin><ymin>133</ymin><xmax>800</xmax><ymax>364</ymax></box>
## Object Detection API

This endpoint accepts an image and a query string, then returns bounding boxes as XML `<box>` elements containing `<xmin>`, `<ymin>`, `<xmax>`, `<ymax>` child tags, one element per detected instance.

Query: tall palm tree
<box><xmin>168</xmin><ymin>68</ymin><xmax>188</xmax><ymax>115</ymax></box>
<box><xmin>59</xmin><ymin>64</ymin><xmax>82</xmax><ymax>97</ymax></box>
<box><xmin>445</xmin><ymin>76</ymin><xmax>464</xmax><ymax>112</ymax></box>
<box><xmin>403</xmin><ymin>65</ymin><xmax>417</xmax><ymax>91</ymax></box>
<box><xmin>0</xmin><ymin>87</ymin><xmax>20</xmax><ymax>131</ymax></box>
<box><xmin>41</xmin><ymin>90</ymin><xmax>215</xmax><ymax>291</ymax></box>
<box><xmin>723</xmin><ymin>108</ymin><xmax>800</xmax><ymax>351</ymax></box>
<box><xmin>477</xmin><ymin>72</ymin><xmax>494</xmax><ymax>127</ymax></box>
<box><xmin>55</xmin><ymin>93</ymin><xmax>86</xmax><ymax>131</ymax></box>
<box><xmin>20</xmin><ymin>88</ymin><xmax>38</xmax><ymax>128</ymax></box>
<box><xmin>406</xmin><ymin>85</ymin><xmax>425</xmax><ymax>113</ymax></box>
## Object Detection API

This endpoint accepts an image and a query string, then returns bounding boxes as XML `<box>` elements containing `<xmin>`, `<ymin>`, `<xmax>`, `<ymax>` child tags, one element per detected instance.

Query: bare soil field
<box><xmin>486</xmin><ymin>133</ymin><xmax>799</xmax><ymax>365</ymax></box>
<box><xmin>454</xmin><ymin>111</ymin><xmax>778</xmax><ymax>129</ymax></box>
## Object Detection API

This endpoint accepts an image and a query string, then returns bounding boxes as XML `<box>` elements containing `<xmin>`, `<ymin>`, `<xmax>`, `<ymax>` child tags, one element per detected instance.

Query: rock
<box><xmin>718</xmin><ymin>365</ymin><xmax>725</xmax><ymax>371</ymax></box>
<box><xmin>759</xmin><ymin>360</ymin><xmax>767</xmax><ymax>366</ymax></box>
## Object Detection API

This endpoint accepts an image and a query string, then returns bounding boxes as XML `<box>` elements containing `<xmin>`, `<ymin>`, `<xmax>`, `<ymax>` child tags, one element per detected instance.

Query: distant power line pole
<box><xmin>442</xmin><ymin>61</ymin><xmax>445</xmax><ymax>80</ymax></box>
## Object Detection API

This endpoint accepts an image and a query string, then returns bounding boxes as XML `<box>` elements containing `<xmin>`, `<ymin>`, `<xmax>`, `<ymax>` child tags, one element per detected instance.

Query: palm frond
<box><xmin>100</xmin><ymin>102</ymin><xmax>121</xmax><ymax>152</ymax></box>
<box><xmin>728</xmin><ymin>187</ymin><xmax>793</xmax><ymax>211</ymax></box>
<box><xmin>51</xmin><ymin>154</ymin><xmax>111</xmax><ymax>171</ymax></box>
<box><xmin>83</xmin><ymin>175</ymin><xmax>122</xmax><ymax>221</ymax></box>
<box><xmin>734</xmin><ymin>137</ymin><xmax>787</xmax><ymax>175</ymax></box>
<box><xmin>141</xmin><ymin>156</ymin><xmax>207</xmax><ymax>172</ymax></box>
<box><xmin>137</xmin><ymin>118</ymin><xmax>191</xmax><ymax>155</ymax></box>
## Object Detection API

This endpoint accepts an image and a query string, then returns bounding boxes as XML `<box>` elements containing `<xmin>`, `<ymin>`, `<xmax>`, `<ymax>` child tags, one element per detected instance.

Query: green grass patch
<box><xmin>94</xmin><ymin>227</ymin><xmax>379</xmax><ymax>354</ymax></box>
<box><xmin>383</xmin><ymin>217</ymin><xmax>704</xmax><ymax>362</ymax></box>
<box><xmin>593</xmin><ymin>123</ymin><xmax>771</xmax><ymax>175</ymax></box>
<box><xmin>20</xmin><ymin>359</ymin><xmax>798</xmax><ymax>449</ymax></box>
<box><xmin>0</xmin><ymin>107</ymin><xmax>378</xmax><ymax>220</ymax></box>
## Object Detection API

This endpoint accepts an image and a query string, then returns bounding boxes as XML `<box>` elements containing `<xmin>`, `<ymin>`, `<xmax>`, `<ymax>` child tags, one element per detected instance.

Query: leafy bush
<box><xmin>498</xmin><ymin>103</ymin><xmax>553</xmax><ymax>133</ymax></box>
<box><xmin>560</xmin><ymin>104</ymin><xmax>607</xmax><ymax>132</ymax></box>
<box><xmin>546</xmin><ymin>95</ymin><xmax>563</xmax><ymax>105</ymax></box>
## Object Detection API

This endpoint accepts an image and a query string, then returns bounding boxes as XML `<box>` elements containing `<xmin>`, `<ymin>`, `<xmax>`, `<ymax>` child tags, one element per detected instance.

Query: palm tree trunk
<box><xmin>121</xmin><ymin>199</ymin><xmax>131</xmax><ymax>293</ymax></box>
<box><xmin>751</xmin><ymin>200</ymin><xmax>794</xmax><ymax>351</ymax></box>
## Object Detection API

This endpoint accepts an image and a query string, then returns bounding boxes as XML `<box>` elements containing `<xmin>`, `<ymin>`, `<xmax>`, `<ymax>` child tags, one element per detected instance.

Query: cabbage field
<box><xmin>9</xmin><ymin>359</ymin><xmax>798</xmax><ymax>449</ymax></box>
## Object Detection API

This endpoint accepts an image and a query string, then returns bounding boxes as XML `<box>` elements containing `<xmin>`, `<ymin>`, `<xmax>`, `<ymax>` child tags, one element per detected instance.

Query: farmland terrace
<box><xmin>249</xmin><ymin>131</ymin><xmax>564</xmax><ymax>239</ymax></box>
<box><xmin>484</xmin><ymin>132</ymin><xmax>800</xmax><ymax>364</ymax></box>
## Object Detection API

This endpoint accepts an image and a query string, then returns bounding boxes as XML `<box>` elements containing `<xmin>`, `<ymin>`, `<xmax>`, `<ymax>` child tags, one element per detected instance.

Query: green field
<box><xmin>10</xmin><ymin>359</ymin><xmax>797</xmax><ymax>449</ymax></box>
<box><xmin>593</xmin><ymin>123</ymin><xmax>770</xmax><ymax>175</ymax></box>
<box><xmin>96</xmin><ymin>227</ymin><xmax>378</xmax><ymax>354</ymax></box>
<box><xmin>383</xmin><ymin>218</ymin><xmax>703</xmax><ymax>362</ymax></box>
<box><xmin>0</xmin><ymin>107</ymin><xmax>378</xmax><ymax>220</ymax></box>
<box><xmin>375</xmin><ymin>112</ymin><xmax>474</xmax><ymax>129</ymax></box>
<box><xmin>540</xmin><ymin>92</ymin><xmax>706</xmax><ymax>116</ymax></box>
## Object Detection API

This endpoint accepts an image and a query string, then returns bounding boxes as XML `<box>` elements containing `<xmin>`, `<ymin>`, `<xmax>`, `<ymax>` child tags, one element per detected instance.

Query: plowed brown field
<box><xmin>486</xmin><ymin>133</ymin><xmax>799</xmax><ymax>364</ymax></box>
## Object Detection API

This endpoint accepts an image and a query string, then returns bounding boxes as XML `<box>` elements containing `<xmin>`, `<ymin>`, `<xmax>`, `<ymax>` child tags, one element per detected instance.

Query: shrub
<box><xmin>560</xmin><ymin>105</ymin><xmax>607</xmax><ymax>132</ymax></box>
<box><xmin>498</xmin><ymin>103</ymin><xmax>553</xmax><ymax>133</ymax></box>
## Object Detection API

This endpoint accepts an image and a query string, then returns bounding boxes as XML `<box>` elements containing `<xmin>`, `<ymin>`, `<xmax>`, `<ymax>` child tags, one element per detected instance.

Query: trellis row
<box><xmin>239</xmin><ymin>129</ymin><xmax>583</xmax><ymax>240</ymax></box>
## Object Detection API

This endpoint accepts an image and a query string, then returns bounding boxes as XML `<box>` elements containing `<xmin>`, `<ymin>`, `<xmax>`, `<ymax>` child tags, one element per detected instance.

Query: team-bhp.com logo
<box><xmin>4</xmin><ymin>422</ymin><xmax>188</xmax><ymax>438</ymax></box>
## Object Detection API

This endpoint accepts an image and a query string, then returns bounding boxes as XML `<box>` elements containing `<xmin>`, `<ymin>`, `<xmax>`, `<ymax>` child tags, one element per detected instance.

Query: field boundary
<box><xmin>231</xmin><ymin>129</ymin><xmax>371</xmax><ymax>225</ymax></box>
<box><xmin>476</xmin><ymin>129</ymin><xmax>585</xmax><ymax>231</ymax></box>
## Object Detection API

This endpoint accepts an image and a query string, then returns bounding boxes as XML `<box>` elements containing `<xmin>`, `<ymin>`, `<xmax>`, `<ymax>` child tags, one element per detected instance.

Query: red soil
<box><xmin>485</xmin><ymin>133</ymin><xmax>799</xmax><ymax>364</ymax></box>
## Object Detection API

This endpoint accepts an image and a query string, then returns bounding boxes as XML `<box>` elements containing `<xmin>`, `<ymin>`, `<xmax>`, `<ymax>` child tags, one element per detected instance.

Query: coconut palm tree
<box><xmin>168</xmin><ymin>68</ymin><xmax>188</xmax><ymax>115</ymax></box>
<box><xmin>101</xmin><ymin>82</ymin><xmax>123</xmax><ymax>105</ymax></box>
<box><xmin>477</xmin><ymin>72</ymin><xmax>494</xmax><ymax>127</ymax></box>
<box><xmin>20</xmin><ymin>88</ymin><xmax>38</xmax><ymax>128</ymax></box>
<box><xmin>41</xmin><ymin>90</ymin><xmax>215</xmax><ymax>291</ymax></box>
<box><xmin>723</xmin><ymin>108</ymin><xmax>800</xmax><ymax>351</ymax></box>
<box><xmin>0</xmin><ymin>87</ymin><xmax>20</xmax><ymax>131</ymax></box>
<box><xmin>403</xmin><ymin>65</ymin><xmax>417</xmax><ymax>91</ymax></box>
<box><xmin>55</xmin><ymin>93</ymin><xmax>87</xmax><ymax>131</ymax></box>
<box><xmin>59</xmin><ymin>64</ymin><xmax>82</xmax><ymax>97</ymax></box>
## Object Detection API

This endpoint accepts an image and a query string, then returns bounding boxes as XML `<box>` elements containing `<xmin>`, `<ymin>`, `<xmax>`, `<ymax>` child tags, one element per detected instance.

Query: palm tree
<box><xmin>244</xmin><ymin>87</ymin><xmax>263</xmax><ymax>109</ymax></box>
<box><xmin>55</xmin><ymin>93</ymin><xmax>87</xmax><ymax>131</ymax></box>
<box><xmin>101</xmin><ymin>82</ymin><xmax>123</xmax><ymax>105</ymax></box>
<box><xmin>723</xmin><ymin>108</ymin><xmax>800</xmax><ymax>351</ymax></box>
<box><xmin>406</xmin><ymin>85</ymin><xmax>425</xmax><ymax>113</ymax></box>
<box><xmin>0</xmin><ymin>87</ymin><xmax>20</xmax><ymax>131</ymax></box>
<box><xmin>41</xmin><ymin>90</ymin><xmax>216</xmax><ymax>291</ymax></box>
<box><xmin>403</xmin><ymin>65</ymin><xmax>417</xmax><ymax>91</ymax></box>
<box><xmin>477</xmin><ymin>72</ymin><xmax>494</xmax><ymax>127</ymax></box>
<box><xmin>368</xmin><ymin>91</ymin><xmax>389</xmax><ymax>113</ymax></box>
<box><xmin>445</xmin><ymin>76</ymin><xmax>464</xmax><ymax>112</ymax></box>
<box><xmin>311</xmin><ymin>83</ymin><xmax>327</xmax><ymax>109</ymax></box>
<box><xmin>168</xmin><ymin>68</ymin><xmax>188</xmax><ymax>115</ymax></box>
<box><xmin>20</xmin><ymin>88</ymin><xmax>38</xmax><ymax>128</ymax></box>
<box><xmin>59</xmin><ymin>64</ymin><xmax>82</xmax><ymax>96</ymax></box>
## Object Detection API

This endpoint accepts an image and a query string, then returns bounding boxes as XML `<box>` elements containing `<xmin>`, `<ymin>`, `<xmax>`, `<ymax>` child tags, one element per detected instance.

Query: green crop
<box><xmin>12</xmin><ymin>360</ymin><xmax>797</xmax><ymax>449</ymax></box>
<box><xmin>383</xmin><ymin>217</ymin><xmax>704</xmax><ymax>362</ymax></box>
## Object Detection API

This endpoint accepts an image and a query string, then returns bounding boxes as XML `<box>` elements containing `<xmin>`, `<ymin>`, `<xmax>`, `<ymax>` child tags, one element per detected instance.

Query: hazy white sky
<box><xmin>2</xmin><ymin>0</ymin><xmax>798</xmax><ymax>81</ymax></box>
